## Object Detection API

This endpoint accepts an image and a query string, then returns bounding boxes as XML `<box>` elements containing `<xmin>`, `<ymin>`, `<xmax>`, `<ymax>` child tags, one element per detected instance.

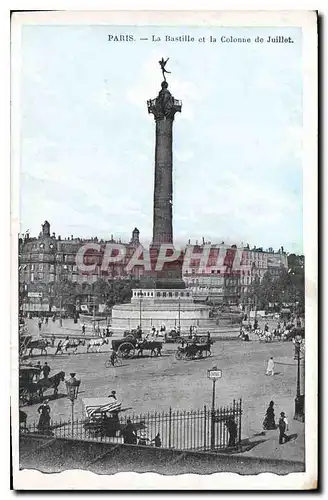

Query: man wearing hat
<box><xmin>278</xmin><ymin>412</ymin><xmax>288</xmax><ymax>444</ymax></box>
<box><xmin>108</xmin><ymin>390</ymin><xmax>117</xmax><ymax>400</ymax></box>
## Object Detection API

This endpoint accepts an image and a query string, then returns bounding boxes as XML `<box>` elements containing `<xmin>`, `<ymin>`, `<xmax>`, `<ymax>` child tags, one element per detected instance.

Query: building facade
<box><xmin>19</xmin><ymin>221</ymin><xmax>144</xmax><ymax>313</ymax></box>
<box><xmin>182</xmin><ymin>242</ymin><xmax>288</xmax><ymax>305</ymax></box>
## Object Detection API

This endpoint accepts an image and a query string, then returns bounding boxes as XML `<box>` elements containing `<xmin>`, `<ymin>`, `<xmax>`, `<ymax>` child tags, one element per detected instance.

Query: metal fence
<box><xmin>21</xmin><ymin>399</ymin><xmax>242</xmax><ymax>452</ymax></box>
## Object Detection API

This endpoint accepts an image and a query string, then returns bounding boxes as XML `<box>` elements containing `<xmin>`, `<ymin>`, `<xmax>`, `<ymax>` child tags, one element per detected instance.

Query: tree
<box><xmin>50</xmin><ymin>279</ymin><xmax>79</xmax><ymax>314</ymax></box>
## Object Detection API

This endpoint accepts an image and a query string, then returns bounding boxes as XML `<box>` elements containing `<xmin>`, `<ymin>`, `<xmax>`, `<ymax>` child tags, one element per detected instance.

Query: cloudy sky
<box><xmin>20</xmin><ymin>25</ymin><xmax>303</xmax><ymax>253</ymax></box>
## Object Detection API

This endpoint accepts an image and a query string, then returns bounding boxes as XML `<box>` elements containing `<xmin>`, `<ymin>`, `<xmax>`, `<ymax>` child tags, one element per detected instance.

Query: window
<box><xmin>180</xmin><ymin>292</ymin><xmax>184</xmax><ymax>297</ymax></box>
<box><xmin>38</xmin><ymin>272</ymin><xmax>43</xmax><ymax>279</ymax></box>
<box><xmin>39</xmin><ymin>263</ymin><xmax>43</xmax><ymax>272</ymax></box>
<box><xmin>39</xmin><ymin>253</ymin><xmax>44</xmax><ymax>261</ymax></box>
<box><xmin>163</xmin><ymin>292</ymin><xmax>167</xmax><ymax>297</ymax></box>
<box><xmin>168</xmin><ymin>292</ymin><xmax>172</xmax><ymax>297</ymax></box>
<box><xmin>157</xmin><ymin>292</ymin><xmax>161</xmax><ymax>297</ymax></box>
<box><xmin>186</xmin><ymin>292</ymin><xmax>190</xmax><ymax>297</ymax></box>
<box><xmin>175</xmin><ymin>292</ymin><xmax>179</xmax><ymax>297</ymax></box>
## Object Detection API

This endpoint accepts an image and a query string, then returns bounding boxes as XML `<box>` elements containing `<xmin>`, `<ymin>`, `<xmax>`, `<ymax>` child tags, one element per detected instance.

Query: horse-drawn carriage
<box><xmin>112</xmin><ymin>332</ymin><xmax>163</xmax><ymax>358</ymax></box>
<box><xmin>82</xmin><ymin>398</ymin><xmax>146</xmax><ymax>441</ymax></box>
<box><xmin>175</xmin><ymin>339</ymin><xmax>213</xmax><ymax>360</ymax></box>
<box><xmin>19</xmin><ymin>364</ymin><xmax>65</xmax><ymax>405</ymax></box>
<box><xmin>19</xmin><ymin>335</ymin><xmax>50</xmax><ymax>357</ymax></box>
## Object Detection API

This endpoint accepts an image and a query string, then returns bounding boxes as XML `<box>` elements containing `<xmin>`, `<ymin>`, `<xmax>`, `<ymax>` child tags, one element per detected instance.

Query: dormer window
<box><xmin>39</xmin><ymin>243</ymin><xmax>44</xmax><ymax>249</ymax></box>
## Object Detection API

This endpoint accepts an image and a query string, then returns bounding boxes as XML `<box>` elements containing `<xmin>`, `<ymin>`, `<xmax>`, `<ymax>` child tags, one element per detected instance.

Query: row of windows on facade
<box><xmin>26</xmin><ymin>273</ymin><xmax>107</xmax><ymax>284</ymax></box>
<box><xmin>187</xmin><ymin>276</ymin><xmax>253</xmax><ymax>286</ymax></box>
<box><xmin>133</xmin><ymin>291</ymin><xmax>191</xmax><ymax>299</ymax></box>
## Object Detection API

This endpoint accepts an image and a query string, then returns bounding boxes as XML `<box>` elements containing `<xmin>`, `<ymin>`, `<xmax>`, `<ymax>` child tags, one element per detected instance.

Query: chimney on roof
<box><xmin>42</xmin><ymin>220</ymin><xmax>50</xmax><ymax>237</ymax></box>
<box><xmin>131</xmin><ymin>227</ymin><xmax>140</xmax><ymax>246</ymax></box>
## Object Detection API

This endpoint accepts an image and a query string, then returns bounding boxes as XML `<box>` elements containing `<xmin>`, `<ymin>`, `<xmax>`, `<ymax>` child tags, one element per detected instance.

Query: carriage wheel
<box><xmin>117</xmin><ymin>342</ymin><xmax>135</xmax><ymax>359</ymax></box>
<box><xmin>105</xmin><ymin>359</ymin><xmax>112</xmax><ymax>368</ymax></box>
<box><xmin>205</xmin><ymin>349</ymin><xmax>212</xmax><ymax>358</ymax></box>
<box><xmin>185</xmin><ymin>352</ymin><xmax>195</xmax><ymax>360</ymax></box>
<box><xmin>200</xmin><ymin>336</ymin><xmax>207</xmax><ymax>344</ymax></box>
<box><xmin>175</xmin><ymin>350</ymin><xmax>183</xmax><ymax>360</ymax></box>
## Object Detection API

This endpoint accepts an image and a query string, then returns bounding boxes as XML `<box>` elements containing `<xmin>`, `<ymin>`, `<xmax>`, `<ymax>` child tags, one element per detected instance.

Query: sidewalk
<box><xmin>237</xmin><ymin>419</ymin><xmax>305</xmax><ymax>463</ymax></box>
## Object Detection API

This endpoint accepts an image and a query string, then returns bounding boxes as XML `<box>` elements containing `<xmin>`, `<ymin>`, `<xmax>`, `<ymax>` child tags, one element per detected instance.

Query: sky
<box><xmin>20</xmin><ymin>25</ymin><xmax>303</xmax><ymax>253</ymax></box>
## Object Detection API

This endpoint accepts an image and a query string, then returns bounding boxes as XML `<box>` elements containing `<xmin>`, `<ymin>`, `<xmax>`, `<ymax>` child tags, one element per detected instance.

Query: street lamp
<box><xmin>293</xmin><ymin>338</ymin><xmax>304</xmax><ymax>422</ymax></box>
<box><xmin>65</xmin><ymin>372</ymin><xmax>81</xmax><ymax>435</ymax></box>
<box><xmin>137</xmin><ymin>291</ymin><xmax>144</xmax><ymax>329</ymax></box>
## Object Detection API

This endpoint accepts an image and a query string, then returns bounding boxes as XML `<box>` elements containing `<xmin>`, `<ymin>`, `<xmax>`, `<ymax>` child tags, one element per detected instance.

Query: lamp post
<box><xmin>138</xmin><ymin>291</ymin><xmax>144</xmax><ymax>329</ymax></box>
<box><xmin>207</xmin><ymin>366</ymin><xmax>222</xmax><ymax>450</ymax></box>
<box><xmin>65</xmin><ymin>372</ymin><xmax>81</xmax><ymax>436</ymax></box>
<box><xmin>293</xmin><ymin>338</ymin><xmax>304</xmax><ymax>421</ymax></box>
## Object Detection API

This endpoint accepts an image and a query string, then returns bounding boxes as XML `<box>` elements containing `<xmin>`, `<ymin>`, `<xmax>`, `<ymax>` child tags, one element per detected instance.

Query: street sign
<box><xmin>28</xmin><ymin>292</ymin><xmax>43</xmax><ymax>298</ymax></box>
<box><xmin>207</xmin><ymin>366</ymin><xmax>222</xmax><ymax>380</ymax></box>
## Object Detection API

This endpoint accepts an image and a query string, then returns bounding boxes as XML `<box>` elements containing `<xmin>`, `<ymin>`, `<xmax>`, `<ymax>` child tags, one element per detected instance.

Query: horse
<box><xmin>37</xmin><ymin>371</ymin><xmax>65</xmax><ymax>398</ymax></box>
<box><xmin>63</xmin><ymin>339</ymin><xmax>85</xmax><ymax>355</ymax></box>
<box><xmin>19</xmin><ymin>335</ymin><xmax>32</xmax><ymax>358</ymax></box>
<box><xmin>86</xmin><ymin>337</ymin><xmax>109</xmax><ymax>353</ymax></box>
<box><xmin>136</xmin><ymin>341</ymin><xmax>162</xmax><ymax>357</ymax></box>
<box><xmin>19</xmin><ymin>409</ymin><xmax>28</xmax><ymax>431</ymax></box>
<box><xmin>27</xmin><ymin>339</ymin><xmax>49</xmax><ymax>357</ymax></box>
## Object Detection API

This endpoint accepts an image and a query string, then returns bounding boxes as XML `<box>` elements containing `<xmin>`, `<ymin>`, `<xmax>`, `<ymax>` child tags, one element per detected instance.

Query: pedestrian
<box><xmin>263</xmin><ymin>401</ymin><xmax>276</xmax><ymax>430</ymax></box>
<box><xmin>106</xmin><ymin>326</ymin><xmax>110</xmax><ymax>337</ymax></box>
<box><xmin>42</xmin><ymin>361</ymin><xmax>51</xmax><ymax>379</ymax></box>
<box><xmin>278</xmin><ymin>412</ymin><xmax>288</xmax><ymax>444</ymax></box>
<box><xmin>151</xmin><ymin>433</ymin><xmax>162</xmax><ymax>448</ymax></box>
<box><xmin>82</xmin><ymin>324</ymin><xmax>86</xmax><ymax>335</ymax></box>
<box><xmin>108</xmin><ymin>390</ymin><xmax>117</xmax><ymax>400</ymax></box>
<box><xmin>266</xmin><ymin>357</ymin><xmax>275</xmax><ymax>376</ymax></box>
<box><xmin>45</xmin><ymin>317</ymin><xmax>48</xmax><ymax>326</ymax></box>
<box><xmin>226</xmin><ymin>417</ymin><xmax>237</xmax><ymax>447</ymax></box>
<box><xmin>122</xmin><ymin>419</ymin><xmax>137</xmax><ymax>444</ymax></box>
<box><xmin>137</xmin><ymin>421</ymin><xmax>149</xmax><ymax>445</ymax></box>
<box><xmin>51</xmin><ymin>334</ymin><xmax>56</xmax><ymax>348</ymax></box>
<box><xmin>38</xmin><ymin>320</ymin><xmax>42</xmax><ymax>332</ymax></box>
<box><xmin>55</xmin><ymin>340</ymin><xmax>63</xmax><ymax>355</ymax></box>
<box><xmin>264</xmin><ymin>323</ymin><xmax>269</xmax><ymax>332</ymax></box>
<box><xmin>37</xmin><ymin>399</ymin><xmax>51</xmax><ymax>434</ymax></box>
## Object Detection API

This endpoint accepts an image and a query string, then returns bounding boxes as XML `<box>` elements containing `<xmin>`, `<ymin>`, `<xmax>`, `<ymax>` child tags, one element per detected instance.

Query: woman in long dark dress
<box><xmin>37</xmin><ymin>399</ymin><xmax>51</xmax><ymax>433</ymax></box>
<box><xmin>263</xmin><ymin>400</ymin><xmax>276</xmax><ymax>430</ymax></box>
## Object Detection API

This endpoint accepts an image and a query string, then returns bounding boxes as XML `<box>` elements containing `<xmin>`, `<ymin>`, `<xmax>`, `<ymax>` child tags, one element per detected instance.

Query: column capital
<box><xmin>147</xmin><ymin>81</ymin><xmax>182</xmax><ymax>121</ymax></box>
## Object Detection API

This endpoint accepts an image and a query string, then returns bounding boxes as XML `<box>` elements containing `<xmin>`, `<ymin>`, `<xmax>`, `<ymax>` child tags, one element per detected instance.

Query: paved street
<box><xmin>21</xmin><ymin>322</ymin><xmax>304</xmax><ymax>462</ymax></box>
